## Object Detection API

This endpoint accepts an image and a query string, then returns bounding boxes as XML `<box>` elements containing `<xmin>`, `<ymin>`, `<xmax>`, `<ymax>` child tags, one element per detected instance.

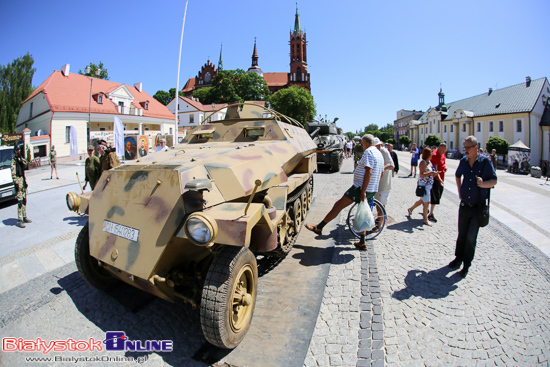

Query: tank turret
<box><xmin>305</xmin><ymin>118</ymin><xmax>345</xmax><ymax>172</ymax></box>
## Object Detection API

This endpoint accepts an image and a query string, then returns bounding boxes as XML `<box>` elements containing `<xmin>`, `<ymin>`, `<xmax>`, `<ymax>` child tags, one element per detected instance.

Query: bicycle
<box><xmin>346</xmin><ymin>198</ymin><xmax>387</xmax><ymax>240</ymax></box>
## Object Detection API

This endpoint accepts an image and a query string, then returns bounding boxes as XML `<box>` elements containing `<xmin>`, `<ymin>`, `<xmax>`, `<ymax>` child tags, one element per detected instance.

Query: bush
<box><xmin>399</xmin><ymin>135</ymin><xmax>411</xmax><ymax>146</ymax></box>
<box><xmin>486</xmin><ymin>136</ymin><xmax>509</xmax><ymax>155</ymax></box>
<box><xmin>424</xmin><ymin>135</ymin><xmax>442</xmax><ymax>147</ymax></box>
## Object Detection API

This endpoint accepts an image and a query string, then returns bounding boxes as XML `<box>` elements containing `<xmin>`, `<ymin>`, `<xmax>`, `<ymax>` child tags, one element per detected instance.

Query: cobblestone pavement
<box><xmin>305</xmin><ymin>156</ymin><xmax>550</xmax><ymax>366</ymax></box>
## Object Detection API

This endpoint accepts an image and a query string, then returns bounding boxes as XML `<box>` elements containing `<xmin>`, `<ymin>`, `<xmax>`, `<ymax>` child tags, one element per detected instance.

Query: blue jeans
<box><xmin>455</xmin><ymin>202</ymin><xmax>481</xmax><ymax>268</ymax></box>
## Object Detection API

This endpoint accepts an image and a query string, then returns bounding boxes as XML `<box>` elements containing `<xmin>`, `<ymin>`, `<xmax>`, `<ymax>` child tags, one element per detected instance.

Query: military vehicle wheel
<box><xmin>200</xmin><ymin>246</ymin><xmax>258</xmax><ymax>349</ymax></box>
<box><xmin>75</xmin><ymin>223</ymin><xmax>120</xmax><ymax>291</ymax></box>
<box><xmin>330</xmin><ymin>151</ymin><xmax>342</xmax><ymax>172</ymax></box>
<box><xmin>307</xmin><ymin>178</ymin><xmax>314</xmax><ymax>208</ymax></box>
<box><xmin>301</xmin><ymin>191</ymin><xmax>308</xmax><ymax>217</ymax></box>
<box><xmin>292</xmin><ymin>198</ymin><xmax>303</xmax><ymax>231</ymax></box>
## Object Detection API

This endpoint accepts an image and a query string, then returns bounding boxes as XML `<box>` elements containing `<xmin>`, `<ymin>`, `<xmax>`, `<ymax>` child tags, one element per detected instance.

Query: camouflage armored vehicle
<box><xmin>66</xmin><ymin>103</ymin><xmax>316</xmax><ymax>349</ymax></box>
<box><xmin>306</xmin><ymin>118</ymin><xmax>345</xmax><ymax>172</ymax></box>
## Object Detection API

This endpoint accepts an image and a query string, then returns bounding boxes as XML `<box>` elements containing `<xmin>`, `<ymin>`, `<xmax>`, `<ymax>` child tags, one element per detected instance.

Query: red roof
<box><xmin>23</xmin><ymin>70</ymin><xmax>174</xmax><ymax>122</ymax></box>
<box><xmin>263</xmin><ymin>72</ymin><xmax>288</xmax><ymax>87</ymax></box>
<box><xmin>181</xmin><ymin>78</ymin><xmax>196</xmax><ymax>93</ymax></box>
<box><xmin>178</xmin><ymin>96</ymin><xmax>227</xmax><ymax>112</ymax></box>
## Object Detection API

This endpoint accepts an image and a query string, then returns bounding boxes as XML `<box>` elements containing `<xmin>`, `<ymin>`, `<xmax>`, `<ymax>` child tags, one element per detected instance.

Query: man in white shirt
<box><xmin>305</xmin><ymin>134</ymin><xmax>383</xmax><ymax>250</ymax></box>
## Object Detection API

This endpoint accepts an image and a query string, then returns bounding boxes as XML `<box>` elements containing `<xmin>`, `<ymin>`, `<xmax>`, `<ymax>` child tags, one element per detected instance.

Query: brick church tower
<box><xmin>288</xmin><ymin>5</ymin><xmax>310</xmax><ymax>91</ymax></box>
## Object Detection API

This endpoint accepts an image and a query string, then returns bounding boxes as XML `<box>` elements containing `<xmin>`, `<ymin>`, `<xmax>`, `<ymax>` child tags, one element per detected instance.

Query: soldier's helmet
<box><xmin>14</xmin><ymin>141</ymin><xmax>24</xmax><ymax>152</ymax></box>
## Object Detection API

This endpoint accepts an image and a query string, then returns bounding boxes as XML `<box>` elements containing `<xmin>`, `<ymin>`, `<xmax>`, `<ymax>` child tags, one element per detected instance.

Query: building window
<box><xmin>99</xmin><ymin>127</ymin><xmax>106</xmax><ymax>131</ymax></box>
<box><xmin>477</xmin><ymin>122</ymin><xmax>481</xmax><ymax>132</ymax></box>
<box><xmin>65</xmin><ymin>126</ymin><xmax>70</xmax><ymax>143</ymax></box>
<box><xmin>145</xmin><ymin>127</ymin><xmax>149</xmax><ymax>131</ymax></box>
<box><xmin>489</xmin><ymin>121</ymin><xmax>494</xmax><ymax>132</ymax></box>
<box><xmin>145</xmin><ymin>103</ymin><xmax>148</xmax><ymax>110</ymax></box>
<box><xmin>450</xmin><ymin>124</ymin><xmax>454</xmax><ymax>132</ymax></box>
<box><xmin>189</xmin><ymin>115</ymin><xmax>194</xmax><ymax>124</ymax></box>
<box><xmin>444</xmin><ymin>125</ymin><xmax>447</xmax><ymax>133</ymax></box>
<box><xmin>169</xmin><ymin>127</ymin><xmax>173</xmax><ymax>135</ymax></box>
<box><xmin>98</xmin><ymin>96</ymin><xmax>103</xmax><ymax>104</ymax></box>
<box><xmin>29</xmin><ymin>102</ymin><xmax>33</xmax><ymax>118</ymax></box>
<box><xmin>499</xmin><ymin>121</ymin><xmax>504</xmax><ymax>132</ymax></box>
<box><xmin>516</xmin><ymin>119</ymin><xmax>522</xmax><ymax>132</ymax></box>
<box><xmin>438</xmin><ymin>121</ymin><xmax>440</xmax><ymax>133</ymax></box>
<box><xmin>462</xmin><ymin>124</ymin><xmax>466</xmax><ymax>132</ymax></box>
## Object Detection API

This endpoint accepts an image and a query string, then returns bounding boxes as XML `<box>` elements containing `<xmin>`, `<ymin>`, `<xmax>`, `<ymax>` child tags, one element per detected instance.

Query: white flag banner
<box><xmin>69</xmin><ymin>125</ymin><xmax>78</xmax><ymax>157</ymax></box>
<box><xmin>113</xmin><ymin>116</ymin><xmax>124</xmax><ymax>157</ymax></box>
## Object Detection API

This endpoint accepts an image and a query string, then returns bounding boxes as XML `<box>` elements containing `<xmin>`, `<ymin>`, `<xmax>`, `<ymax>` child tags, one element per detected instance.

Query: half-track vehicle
<box><xmin>306</xmin><ymin>118</ymin><xmax>345</xmax><ymax>172</ymax></box>
<box><xmin>66</xmin><ymin>103</ymin><xmax>316</xmax><ymax>349</ymax></box>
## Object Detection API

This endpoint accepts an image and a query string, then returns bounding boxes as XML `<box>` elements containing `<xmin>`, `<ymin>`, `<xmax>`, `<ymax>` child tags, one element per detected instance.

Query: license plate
<box><xmin>102</xmin><ymin>220</ymin><xmax>140</xmax><ymax>242</ymax></box>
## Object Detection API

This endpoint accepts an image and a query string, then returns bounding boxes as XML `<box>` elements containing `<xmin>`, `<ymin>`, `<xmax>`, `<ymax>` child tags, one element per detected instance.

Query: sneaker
<box><xmin>23</xmin><ymin>217</ymin><xmax>32</xmax><ymax>223</ymax></box>
<box><xmin>17</xmin><ymin>220</ymin><xmax>26</xmax><ymax>228</ymax></box>
<box><xmin>428</xmin><ymin>214</ymin><xmax>437</xmax><ymax>223</ymax></box>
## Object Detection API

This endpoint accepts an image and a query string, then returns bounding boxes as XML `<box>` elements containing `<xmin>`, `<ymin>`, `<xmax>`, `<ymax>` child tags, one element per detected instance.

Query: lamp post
<box><xmin>84</xmin><ymin>66</ymin><xmax>101</xmax><ymax>147</ymax></box>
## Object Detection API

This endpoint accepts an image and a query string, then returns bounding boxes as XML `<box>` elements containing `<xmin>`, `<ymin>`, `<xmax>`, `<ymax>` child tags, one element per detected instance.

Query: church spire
<box><xmin>294</xmin><ymin>3</ymin><xmax>302</xmax><ymax>34</ymax></box>
<box><xmin>218</xmin><ymin>43</ymin><xmax>223</xmax><ymax>71</ymax></box>
<box><xmin>251</xmin><ymin>37</ymin><xmax>259</xmax><ymax>67</ymax></box>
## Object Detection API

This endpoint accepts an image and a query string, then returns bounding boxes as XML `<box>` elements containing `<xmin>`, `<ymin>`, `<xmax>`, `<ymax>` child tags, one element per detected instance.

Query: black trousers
<box><xmin>455</xmin><ymin>202</ymin><xmax>481</xmax><ymax>268</ymax></box>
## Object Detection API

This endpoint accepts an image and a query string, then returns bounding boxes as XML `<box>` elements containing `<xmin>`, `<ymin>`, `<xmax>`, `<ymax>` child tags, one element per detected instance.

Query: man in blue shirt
<box><xmin>408</xmin><ymin>143</ymin><xmax>419</xmax><ymax>178</ymax></box>
<box><xmin>305</xmin><ymin>134</ymin><xmax>383</xmax><ymax>250</ymax></box>
<box><xmin>449</xmin><ymin>136</ymin><xmax>497</xmax><ymax>278</ymax></box>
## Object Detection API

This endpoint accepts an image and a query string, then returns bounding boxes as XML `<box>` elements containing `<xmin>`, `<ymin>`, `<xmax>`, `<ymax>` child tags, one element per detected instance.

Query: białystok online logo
<box><xmin>2</xmin><ymin>331</ymin><xmax>173</xmax><ymax>354</ymax></box>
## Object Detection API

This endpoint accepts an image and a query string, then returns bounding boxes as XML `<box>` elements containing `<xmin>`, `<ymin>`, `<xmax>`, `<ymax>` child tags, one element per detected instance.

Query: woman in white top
<box><xmin>407</xmin><ymin>147</ymin><xmax>440</xmax><ymax>226</ymax></box>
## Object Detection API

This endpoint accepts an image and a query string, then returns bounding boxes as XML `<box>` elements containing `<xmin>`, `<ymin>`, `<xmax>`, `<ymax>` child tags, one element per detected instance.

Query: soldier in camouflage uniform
<box><xmin>83</xmin><ymin>145</ymin><xmax>101</xmax><ymax>190</ymax></box>
<box><xmin>11</xmin><ymin>144</ymin><xmax>32</xmax><ymax>228</ymax></box>
<box><xmin>353</xmin><ymin>137</ymin><xmax>364</xmax><ymax>168</ymax></box>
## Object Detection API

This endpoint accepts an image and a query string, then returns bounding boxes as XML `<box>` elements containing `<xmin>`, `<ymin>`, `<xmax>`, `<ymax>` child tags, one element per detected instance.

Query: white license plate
<box><xmin>102</xmin><ymin>220</ymin><xmax>140</xmax><ymax>242</ymax></box>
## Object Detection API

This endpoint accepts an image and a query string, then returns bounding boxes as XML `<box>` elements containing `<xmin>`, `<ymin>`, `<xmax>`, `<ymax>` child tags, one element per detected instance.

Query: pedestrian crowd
<box><xmin>307</xmin><ymin>134</ymin><xmax>498</xmax><ymax>279</ymax></box>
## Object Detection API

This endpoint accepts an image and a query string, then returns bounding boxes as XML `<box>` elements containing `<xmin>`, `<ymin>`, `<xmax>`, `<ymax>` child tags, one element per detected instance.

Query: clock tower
<box><xmin>288</xmin><ymin>5</ymin><xmax>310</xmax><ymax>91</ymax></box>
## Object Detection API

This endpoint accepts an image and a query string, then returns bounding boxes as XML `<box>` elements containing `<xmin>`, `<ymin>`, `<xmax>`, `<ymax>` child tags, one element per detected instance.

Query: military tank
<box><xmin>306</xmin><ymin>118</ymin><xmax>345</xmax><ymax>172</ymax></box>
<box><xmin>66</xmin><ymin>103</ymin><xmax>316</xmax><ymax>349</ymax></box>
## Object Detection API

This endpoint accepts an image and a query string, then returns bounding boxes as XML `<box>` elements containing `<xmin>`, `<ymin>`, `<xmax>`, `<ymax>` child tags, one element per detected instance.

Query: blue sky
<box><xmin>1</xmin><ymin>0</ymin><xmax>548</xmax><ymax>134</ymax></box>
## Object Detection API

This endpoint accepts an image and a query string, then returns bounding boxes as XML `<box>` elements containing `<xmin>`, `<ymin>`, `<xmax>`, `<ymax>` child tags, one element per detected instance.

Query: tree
<box><xmin>379</xmin><ymin>123</ymin><xmax>394</xmax><ymax>143</ymax></box>
<box><xmin>153</xmin><ymin>90</ymin><xmax>172</xmax><ymax>106</ymax></box>
<box><xmin>486</xmin><ymin>136</ymin><xmax>509</xmax><ymax>155</ymax></box>
<box><xmin>399</xmin><ymin>135</ymin><xmax>411</xmax><ymax>147</ymax></box>
<box><xmin>192</xmin><ymin>87</ymin><xmax>213</xmax><ymax>104</ymax></box>
<box><xmin>270</xmin><ymin>85</ymin><xmax>316</xmax><ymax>126</ymax></box>
<box><xmin>208</xmin><ymin>69</ymin><xmax>270</xmax><ymax>103</ymax></box>
<box><xmin>153</xmin><ymin>88</ymin><xmax>184</xmax><ymax>106</ymax></box>
<box><xmin>345</xmin><ymin>132</ymin><xmax>355</xmax><ymax>140</ymax></box>
<box><xmin>78</xmin><ymin>62</ymin><xmax>109</xmax><ymax>80</ymax></box>
<box><xmin>0</xmin><ymin>53</ymin><xmax>36</xmax><ymax>134</ymax></box>
<box><xmin>424</xmin><ymin>135</ymin><xmax>442</xmax><ymax>147</ymax></box>
<box><xmin>386</xmin><ymin>138</ymin><xmax>395</xmax><ymax>144</ymax></box>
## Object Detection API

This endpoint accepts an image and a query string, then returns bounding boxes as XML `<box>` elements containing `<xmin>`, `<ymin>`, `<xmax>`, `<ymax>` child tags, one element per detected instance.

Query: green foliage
<box><xmin>78</xmin><ymin>62</ymin><xmax>109</xmax><ymax>80</ymax></box>
<box><xmin>399</xmin><ymin>135</ymin><xmax>412</xmax><ymax>146</ymax></box>
<box><xmin>345</xmin><ymin>132</ymin><xmax>355</xmax><ymax>140</ymax></box>
<box><xmin>379</xmin><ymin>123</ymin><xmax>394</xmax><ymax>143</ymax></box>
<box><xmin>208</xmin><ymin>69</ymin><xmax>270</xmax><ymax>103</ymax></box>
<box><xmin>270</xmin><ymin>85</ymin><xmax>316</xmax><ymax>126</ymax></box>
<box><xmin>0</xmin><ymin>53</ymin><xmax>36</xmax><ymax>134</ymax></box>
<box><xmin>486</xmin><ymin>136</ymin><xmax>509</xmax><ymax>155</ymax></box>
<box><xmin>153</xmin><ymin>88</ymin><xmax>184</xmax><ymax>106</ymax></box>
<box><xmin>192</xmin><ymin>87</ymin><xmax>213</xmax><ymax>104</ymax></box>
<box><xmin>424</xmin><ymin>135</ymin><xmax>442</xmax><ymax>147</ymax></box>
<box><xmin>386</xmin><ymin>138</ymin><xmax>395</xmax><ymax>144</ymax></box>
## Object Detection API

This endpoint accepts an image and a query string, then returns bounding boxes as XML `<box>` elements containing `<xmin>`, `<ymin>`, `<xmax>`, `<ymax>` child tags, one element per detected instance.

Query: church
<box><xmin>181</xmin><ymin>7</ymin><xmax>311</xmax><ymax>96</ymax></box>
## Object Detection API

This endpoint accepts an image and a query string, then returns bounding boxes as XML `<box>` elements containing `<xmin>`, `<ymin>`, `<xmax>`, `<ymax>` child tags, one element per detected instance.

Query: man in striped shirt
<box><xmin>306</xmin><ymin>134</ymin><xmax>383</xmax><ymax>250</ymax></box>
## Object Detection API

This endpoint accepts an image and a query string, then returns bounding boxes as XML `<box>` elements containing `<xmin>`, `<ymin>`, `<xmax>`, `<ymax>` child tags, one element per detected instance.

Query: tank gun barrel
<box><xmin>310</xmin><ymin>127</ymin><xmax>321</xmax><ymax>138</ymax></box>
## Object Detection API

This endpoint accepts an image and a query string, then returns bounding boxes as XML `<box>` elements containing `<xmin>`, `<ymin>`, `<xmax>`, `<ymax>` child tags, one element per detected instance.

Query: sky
<box><xmin>1</xmin><ymin>0</ymin><xmax>549</xmax><ymax>134</ymax></box>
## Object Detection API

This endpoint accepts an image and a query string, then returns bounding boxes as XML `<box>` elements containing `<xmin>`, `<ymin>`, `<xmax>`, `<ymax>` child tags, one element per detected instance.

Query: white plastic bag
<box><xmin>352</xmin><ymin>201</ymin><xmax>375</xmax><ymax>232</ymax></box>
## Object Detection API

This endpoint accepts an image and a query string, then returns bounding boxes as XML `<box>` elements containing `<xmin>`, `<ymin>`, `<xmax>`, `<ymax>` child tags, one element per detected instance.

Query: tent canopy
<box><xmin>508</xmin><ymin>139</ymin><xmax>530</xmax><ymax>151</ymax></box>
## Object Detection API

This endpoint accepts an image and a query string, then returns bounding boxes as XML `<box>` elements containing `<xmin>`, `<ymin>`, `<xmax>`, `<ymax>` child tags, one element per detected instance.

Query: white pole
<box><xmin>175</xmin><ymin>0</ymin><xmax>189</xmax><ymax>146</ymax></box>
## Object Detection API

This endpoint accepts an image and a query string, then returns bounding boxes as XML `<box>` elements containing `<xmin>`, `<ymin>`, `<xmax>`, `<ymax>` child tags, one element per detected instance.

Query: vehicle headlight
<box><xmin>66</xmin><ymin>192</ymin><xmax>80</xmax><ymax>212</ymax></box>
<box><xmin>184</xmin><ymin>212</ymin><xmax>218</xmax><ymax>246</ymax></box>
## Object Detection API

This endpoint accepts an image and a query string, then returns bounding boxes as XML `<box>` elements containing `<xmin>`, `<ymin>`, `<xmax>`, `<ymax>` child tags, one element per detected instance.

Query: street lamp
<box><xmin>84</xmin><ymin>66</ymin><xmax>101</xmax><ymax>147</ymax></box>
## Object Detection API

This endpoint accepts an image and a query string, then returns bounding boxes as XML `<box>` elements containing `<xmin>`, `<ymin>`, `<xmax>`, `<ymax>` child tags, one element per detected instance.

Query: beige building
<box><xmin>409</xmin><ymin>77</ymin><xmax>550</xmax><ymax>165</ymax></box>
<box><xmin>15</xmin><ymin>64</ymin><xmax>175</xmax><ymax>161</ymax></box>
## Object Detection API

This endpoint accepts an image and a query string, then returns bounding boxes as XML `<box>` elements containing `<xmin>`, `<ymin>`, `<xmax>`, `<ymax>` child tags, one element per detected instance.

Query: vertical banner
<box><xmin>113</xmin><ymin>116</ymin><xmax>124</xmax><ymax>157</ymax></box>
<box><xmin>69</xmin><ymin>125</ymin><xmax>78</xmax><ymax>157</ymax></box>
